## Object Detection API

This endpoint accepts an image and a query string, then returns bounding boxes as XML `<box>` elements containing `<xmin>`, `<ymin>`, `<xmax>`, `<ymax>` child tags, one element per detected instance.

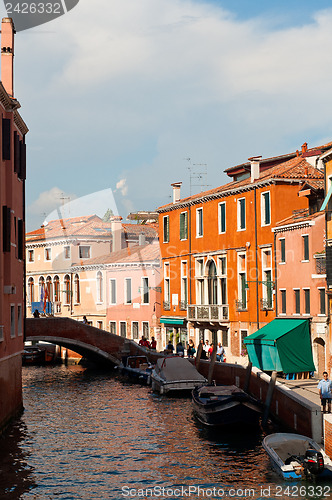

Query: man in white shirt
<box><xmin>318</xmin><ymin>372</ymin><xmax>332</xmax><ymax>413</ymax></box>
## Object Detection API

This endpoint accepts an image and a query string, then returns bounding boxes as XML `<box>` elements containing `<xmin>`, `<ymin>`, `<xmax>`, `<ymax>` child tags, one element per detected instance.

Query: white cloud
<box><xmin>28</xmin><ymin>187</ymin><xmax>77</xmax><ymax>217</ymax></box>
<box><xmin>18</xmin><ymin>0</ymin><xmax>332</xmax><ymax>222</ymax></box>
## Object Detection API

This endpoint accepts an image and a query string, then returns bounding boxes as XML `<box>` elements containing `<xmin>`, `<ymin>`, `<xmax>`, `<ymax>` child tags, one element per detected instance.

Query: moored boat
<box><xmin>192</xmin><ymin>384</ymin><xmax>262</xmax><ymax>427</ymax></box>
<box><xmin>151</xmin><ymin>356</ymin><xmax>207</xmax><ymax>394</ymax></box>
<box><xmin>262</xmin><ymin>433</ymin><xmax>332</xmax><ymax>480</ymax></box>
<box><xmin>22</xmin><ymin>346</ymin><xmax>45</xmax><ymax>365</ymax></box>
<box><xmin>119</xmin><ymin>355</ymin><xmax>153</xmax><ymax>385</ymax></box>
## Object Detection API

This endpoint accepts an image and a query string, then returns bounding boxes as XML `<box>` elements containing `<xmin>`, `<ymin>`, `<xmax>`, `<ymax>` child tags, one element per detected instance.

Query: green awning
<box><xmin>160</xmin><ymin>317</ymin><xmax>185</xmax><ymax>325</ymax></box>
<box><xmin>320</xmin><ymin>183</ymin><xmax>332</xmax><ymax>211</ymax></box>
<box><xmin>243</xmin><ymin>318</ymin><xmax>315</xmax><ymax>373</ymax></box>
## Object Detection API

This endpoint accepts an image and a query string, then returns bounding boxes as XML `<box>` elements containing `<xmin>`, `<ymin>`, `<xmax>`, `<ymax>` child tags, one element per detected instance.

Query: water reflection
<box><xmin>0</xmin><ymin>365</ymin><xmax>331</xmax><ymax>499</ymax></box>
<box><xmin>0</xmin><ymin>418</ymin><xmax>36</xmax><ymax>499</ymax></box>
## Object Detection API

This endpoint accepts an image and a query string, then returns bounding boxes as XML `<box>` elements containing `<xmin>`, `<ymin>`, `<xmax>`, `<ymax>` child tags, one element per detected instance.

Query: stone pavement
<box><xmin>277</xmin><ymin>376</ymin><xmax>321</xmax><ymax>407</ymax></box>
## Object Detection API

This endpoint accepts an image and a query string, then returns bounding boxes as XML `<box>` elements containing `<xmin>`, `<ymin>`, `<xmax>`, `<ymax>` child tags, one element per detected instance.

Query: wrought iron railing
<box><xmin>235</xmin><ymin>299</ymin><xmax>247</xmax><ymax>311</ymax></box>
<box><xmin>260</xmin><ymin>298</ymin><xmax>273</xmax><ymax>311</ymax></box>
<box><xmin>163</xmin><ymin>301</ymin><xmax>170</xmax><ymax>311</ymax></box>
<box><xmin>187</xmin><ymin>304</ymin><xmax>229</xmax><ymax>321</ymax></box>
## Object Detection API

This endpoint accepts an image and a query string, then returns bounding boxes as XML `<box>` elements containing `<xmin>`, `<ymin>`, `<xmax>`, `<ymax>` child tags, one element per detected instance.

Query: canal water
<box><xmin>1</xmin><ymin>365</ymin><xmax>332</xmax><ymax>500</ymax></box>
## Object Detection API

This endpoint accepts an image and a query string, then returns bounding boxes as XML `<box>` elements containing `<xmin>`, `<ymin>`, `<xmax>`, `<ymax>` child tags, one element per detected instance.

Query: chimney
<box><xmin>248</xmin><ymin>156</ymin><xmax>262</xmax><ymax>183</ymax></box>
<box><xmin>301</xmin><ymin>142</ymin><xmax>308</xmax><ymax>155</ymax></box>
<box><xmin>110</xmin><ymin>215</ymin><xmax>123</xmax><ymax>252</ymax></box>
<box><xmin>138</xmin><ymin>233</ymin><xmax>146</xmax><ymax>246</ymax></box>
<box><xmin>1</xmin><ymin>18</ymin><xmax>15</xmax><ymax>97</ymax></box>
<box><xmin>171</xmin><ymin>182</ymin><xmax>182</xmax><ymax>204</ymax></box>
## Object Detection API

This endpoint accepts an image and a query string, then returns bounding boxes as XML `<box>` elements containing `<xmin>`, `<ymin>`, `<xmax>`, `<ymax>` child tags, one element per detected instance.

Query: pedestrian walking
<box><xmin>318</xmin><ymin>371</ymin><xmax>332</xmax><ymax>413</ymax></box>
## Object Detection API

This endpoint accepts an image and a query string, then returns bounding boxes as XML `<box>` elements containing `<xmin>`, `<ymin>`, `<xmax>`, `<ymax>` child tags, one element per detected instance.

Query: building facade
<box><xmin>157</xmin><ymin>143</ymin><xmax>328</xmax><ymax>362</ymax></box>
<box><xmin>0</xmin><ymin>18</ymin><xmax>28</xmax><ymax>432</ymax></box>
<box><xmin>273</xmin><ymin>211</ymin><xmax>327</xmax><ymax>374</ymax></box>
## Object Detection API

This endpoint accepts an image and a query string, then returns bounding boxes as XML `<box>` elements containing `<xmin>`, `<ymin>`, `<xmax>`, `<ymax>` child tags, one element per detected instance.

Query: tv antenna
<box><xmin>184</xmin><ymin>158</ymin><xmax>209</xmax><ymax>195</ymax></box>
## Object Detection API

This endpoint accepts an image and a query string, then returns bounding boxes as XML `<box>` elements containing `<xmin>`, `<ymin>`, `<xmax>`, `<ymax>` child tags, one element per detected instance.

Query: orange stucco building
<box><xmin>157</xmin><ymin>143</ymin><xmax>330</xmax><ymax>362</ymax></box>
<box><xmin>0</xmin><ymin>18</ymin><xmax>28</xmax><ymax>432</ymax></box>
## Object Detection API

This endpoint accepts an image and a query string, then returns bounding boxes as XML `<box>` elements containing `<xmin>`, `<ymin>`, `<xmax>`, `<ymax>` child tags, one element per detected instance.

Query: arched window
<box><xmin>53</xmin><ymin>276</ymin><xmax>60</xmax><ymax>302</ymax></box>
<box><xmin>28</xmin><ymin>277</ymin><xmax>34</xmax><ymax>304</ymax></box>
<box><xmin>74</xmin><ymin>274</ymin><xmax>80</xmax><ymax>304</ymax></box>
<box><xmin>64</xmin><ymin>274</ymin><xmax>71</xmax><ymax>304</ymax></box>
<box><xmin>46</xmin><ymin>276</ymin><xmax>52</xmax><ymax>302</ymax></box>
<box><xmin>39</xmin><ymin>276</ymin><xmax>45</xmax><ymax>302</ymax></box>
<box><xmin>207</xmin><ymin>260</ymin><xmax>218</xmax><ymax>305</ymax></box>
<box><xmin>97</xmin><ymin>271</ymin><xmax>103</xmax><ymax>303</ymax></box>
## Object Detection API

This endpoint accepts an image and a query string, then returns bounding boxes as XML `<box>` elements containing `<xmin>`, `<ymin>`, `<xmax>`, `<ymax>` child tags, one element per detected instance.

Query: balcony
<box><xmin>180</xmin><ymin>300</ymin><xmax>187</xmax><ymax>311</ymax></box>
<box><xmin>187</xmin><ymin>304</ymin><xmax>229</xmax><ymax>322</ymax></box>
<box><xmin>315</xmin><ymin>254</ymin><xmax>326</xmax><ymax>274</ymax></box>
<box><xmin>235</xmin><ymin>299</ymin><xmax>247</xmax><ymax>312</ymax></box>
<box><xmin>260</xmin><ymin>298</ymin><xmax>274</xmax><ymax>311</ymax></box>
<box><xmin>163</xmin><ymin>301</ymin><xmax>171</xmax><ymax>311</ymax></box>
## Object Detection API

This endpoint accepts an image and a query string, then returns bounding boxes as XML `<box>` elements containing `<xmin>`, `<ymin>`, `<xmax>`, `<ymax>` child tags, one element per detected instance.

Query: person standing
<box><xmin>216</xmin><ymin>342</ymin><xmax>225</xmax><ymax>362</ymax></box>
<box><xmin>318</xmin><ymin>371</ymin><xmax>332</xmax><ymax>413</ymax></box>
<box><xmin>150</xmin><ymin>337</ymin><xmax>157</xmax><ymax>350</ymax></box>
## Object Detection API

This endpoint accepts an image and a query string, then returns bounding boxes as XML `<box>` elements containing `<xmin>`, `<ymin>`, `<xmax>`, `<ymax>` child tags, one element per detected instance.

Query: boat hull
<box><xmin>192</xmin><ymin>385</ymin><xmax>261</xmax><ymax>427</ymax></box>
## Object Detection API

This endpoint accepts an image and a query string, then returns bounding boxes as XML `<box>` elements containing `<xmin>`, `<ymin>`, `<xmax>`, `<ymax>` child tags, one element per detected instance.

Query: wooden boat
<box><xmin>192</xmin><ymin>384</ymin><xmax>262</xmax><ymax>427</ymax></box>
<box><xmin>22</xmin><ymin>346</ymin><xmax>45</xmax><ymax>365</ymax></box>
<box><xmin>151</xmin><ymin>356</ymin><xmax>207</xmax><ymax>394</ymax></box>
<box><xmin>119</xmin><ymin>355</ymin><xmax>153</xmax><ymax>385</ymax></box>
<box><xmin>262</xmin><ymin>433</ymin><xmax>332</xmax><ymax>480</ymax></box>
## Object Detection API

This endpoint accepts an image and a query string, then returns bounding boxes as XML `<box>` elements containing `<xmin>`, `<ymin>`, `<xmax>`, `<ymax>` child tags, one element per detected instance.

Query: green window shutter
<box><xmin>180</xmin><ymin>212</ymin><xmax>187</xmax><ymax>239</ymax></box>
<box><xmin>280</xmin><ymin>239</ymin><xmax>285</xmax><ymax>263</ymax></box>
<box><xmin>264</xmin><ymin>193</ymin><xmax>270</xmax><ymax>225</ymax></box>
<box><xmin>163</xmin><ymin>216</ymin><xmax>169</xmax><ymax>242</ymax></box>
<box><xmin>303</xmin><ymin>235</ymin><xmax>309</xmax><ymax>261</ymax></box>
<box><xmin>220</xmin><ymin>203</ymin><xmax>226</xmax><ymax>232</ymax></box>
<box><xmin>240</xmin><ymin>199</ymin><xmax>245</xmax><ymax>229</ymax></box>
<box><xmin>281</xmin><ymin>290</ymin><xmax>286</xmax><ymax>314</ymax></box>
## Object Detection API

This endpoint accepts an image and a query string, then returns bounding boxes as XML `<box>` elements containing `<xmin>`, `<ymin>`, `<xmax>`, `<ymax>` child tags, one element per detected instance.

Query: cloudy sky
<box><xmin>3</xmin><ymin>0</ymin><xmax>332</xmax><ymax>229</ymax></box>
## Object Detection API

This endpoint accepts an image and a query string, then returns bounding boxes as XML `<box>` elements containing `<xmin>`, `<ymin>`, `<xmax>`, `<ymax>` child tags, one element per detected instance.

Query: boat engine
<box><xmin>303</xmin><ymin>449</ymin><xmax>324</xmax><ymax>478</ymax></box>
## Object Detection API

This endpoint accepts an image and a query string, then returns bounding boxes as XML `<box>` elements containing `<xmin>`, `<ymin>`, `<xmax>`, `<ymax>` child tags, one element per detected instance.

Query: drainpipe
<box><xmin>254</xmin><ymin>187</ymin><xmax>259</xmax><ymax>330</ymax></box>
<box><xmin>274</xmin><ymin>230</ymin><xmax>278</xmax><ymax>316</ymax></box>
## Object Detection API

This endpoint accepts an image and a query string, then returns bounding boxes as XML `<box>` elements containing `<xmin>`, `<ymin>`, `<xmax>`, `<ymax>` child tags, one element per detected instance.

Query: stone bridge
<box><xmin>26</xmin><ymin>318</ymin><xmax>163</xmax><ymax>366</ymax></box>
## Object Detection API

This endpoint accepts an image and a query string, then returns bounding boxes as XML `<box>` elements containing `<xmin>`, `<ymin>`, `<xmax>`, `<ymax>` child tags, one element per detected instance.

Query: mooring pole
<box><xmin>207</xmin><ymin>346</ymin><xmax>217</xmax><ymax>385</ymax></box>
<box><xmin>195</xmin><ymin>342</ymin><xmax>203</xmax><ymax>371</ymax></box>
<box><xmin>262</xmin><ymin>370</ymin><xmax>277</xmax><ymax>427</ymax></box>
<box><xmin>243</xmin><ymin>361</ymin><xmax>252</xmax><ymax>393</ymax></box>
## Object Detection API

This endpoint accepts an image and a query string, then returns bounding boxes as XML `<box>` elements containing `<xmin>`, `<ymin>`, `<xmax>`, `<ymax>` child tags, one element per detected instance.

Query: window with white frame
<box><xmin>163</xmin><ymin>216</ymin><xmax>169</xmax><ymax>243</ymax></box>
<box><xmin>196</xmin><ymin>258</ymin><xmax>205</xmax><ymax>305</ymax></box>
<box><xmin>79</xmin><ymin>245</ymin><xmax>90</xmax><ymax>259</ymax></box>
<box><xmin>219</xmin><ymin>202</ymin><xmax>226</xmax><ymax>234</ymax></box>
<box><xmin>279</xmin><ymin>238</ymin><xmax>285</xmax><ymax>263</ymax></box>
<box><xmin>120</xmin><ymin>321</ymin><xmax>127</xmax><ymax>338</ymax></box>
<box><xmin>74</xmin><ymin>274</ymin><xmax>80</xmax><ymax>304</ymax></box>
<box><xmin>132</xmin><ymin>321</ymin><xmax>139</xmax><ymax>339</ymax></box>
<box><xmin>196</xmin><ymin>207</ymin><xmax>203</xmax><ymax>237</ymax></box>
<box><xmin>181</xmin><ymin>261</ymin><xmax>188</xmax><ymax>308</ymax></box>
<box><xmin>142</xmin><ymin>321</ymin><xmax>149</xmax><ymax>339</ymax></box>
<box><xmin>218</xmin><ymin>255</ymin><xmax>227</xmax><ymax>305</ymax></box>
<box><xmin>142</xmin><ymin>277</ymin><xmax>149</xmax><ymax>304</ymax></box>
<box><xmin>164</xmin><ymin>263</ymin><xmax>170</xmax><ymax>308</ymax></box>
<box><xmin>10</xmin><ymin>305</ymin><xmax>15</xmax><ymax>338</ymax></box>
<box><xmin>280</xmin><ymin>289</ymin><xmax>286</xmax><ymax>314</ymax></box>
<box><xmin>304</xmin><ymin>288</ymin><xmax>310</xmax><ymax>315</ymax></box>
<box><xmin>261</xmin><ymin>191</ymin><xmax>271</xmax><ymax>226</ymax></box>
<box><xmin>261</xmin><ymin>249</ymin><xmax>273</xmax><ymax>309</ymax></box>
<box><xmin>294</xmin><ymin>289</ymin><xmax>300</xmax><ymax>314</ymax></box>
<box><xmin>125</xmin><ymin>278</ymin><xmax>132</xmax><ymax>304</ymax></box>
<box><xmin>109</xmin><ymin>321</ymin><xmax>116</xmax><ymax>335</ymax></box>
<box><xmin>28</xmin><ymin>277</ymin><xmax>34</xmax><ymax>304</ymax></box>
<box><xmin>237</xmin><ymin>198</ymin><xmax>246</xmax><ymax>231</ymax></box>
<box><xmin>45</xmin><ymin>247</ymin><xmax>51</xmax><ymax>261</ymax></box>
<box><xmin>237</xmin><ymin>253</ymin><xmax>247</xmax><ymax>309</ymax></box>
<box><xmin>180</xmin><ymin>211</ymin><xmax>188</xmax><ymax>240</ymax></box>
<box><xmin>302</xmin><ymin>235</ymin><xmax>309</xmax><ymax>261</ymax></box>
<box><xmin>319</xmin><ymin>288</ymin><xmax>326</xmax><ymax>315</ymax></box>
<box><xmin>110</xmin><ymin>279</ymin><xmax>116</xmax><ymax>304</ymax></box>
<box><xmin>17</xmin><ymin>304</ymin><xmax>22</xmax><ymax>336</ymax></box>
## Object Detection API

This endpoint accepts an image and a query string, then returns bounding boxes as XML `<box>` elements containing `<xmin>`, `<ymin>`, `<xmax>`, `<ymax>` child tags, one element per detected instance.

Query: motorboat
<box><xmin>119</xmin><ymin>355</ymin><xmax>153</xmax><ymax>385</ymax></box>
<box><xmin>192</xmin><ymin>384</ymin><xmax>262</xmax><ymax>427</ymax></box>
<box><xmin>151</xmin><ymin>356</ymin><xmax>207</xmax><ymax>394</ymax></box>
<box><xmin>262</xmin><ymin>433</ymin><xmax>332</xmax><ymax>480</ymax></box>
